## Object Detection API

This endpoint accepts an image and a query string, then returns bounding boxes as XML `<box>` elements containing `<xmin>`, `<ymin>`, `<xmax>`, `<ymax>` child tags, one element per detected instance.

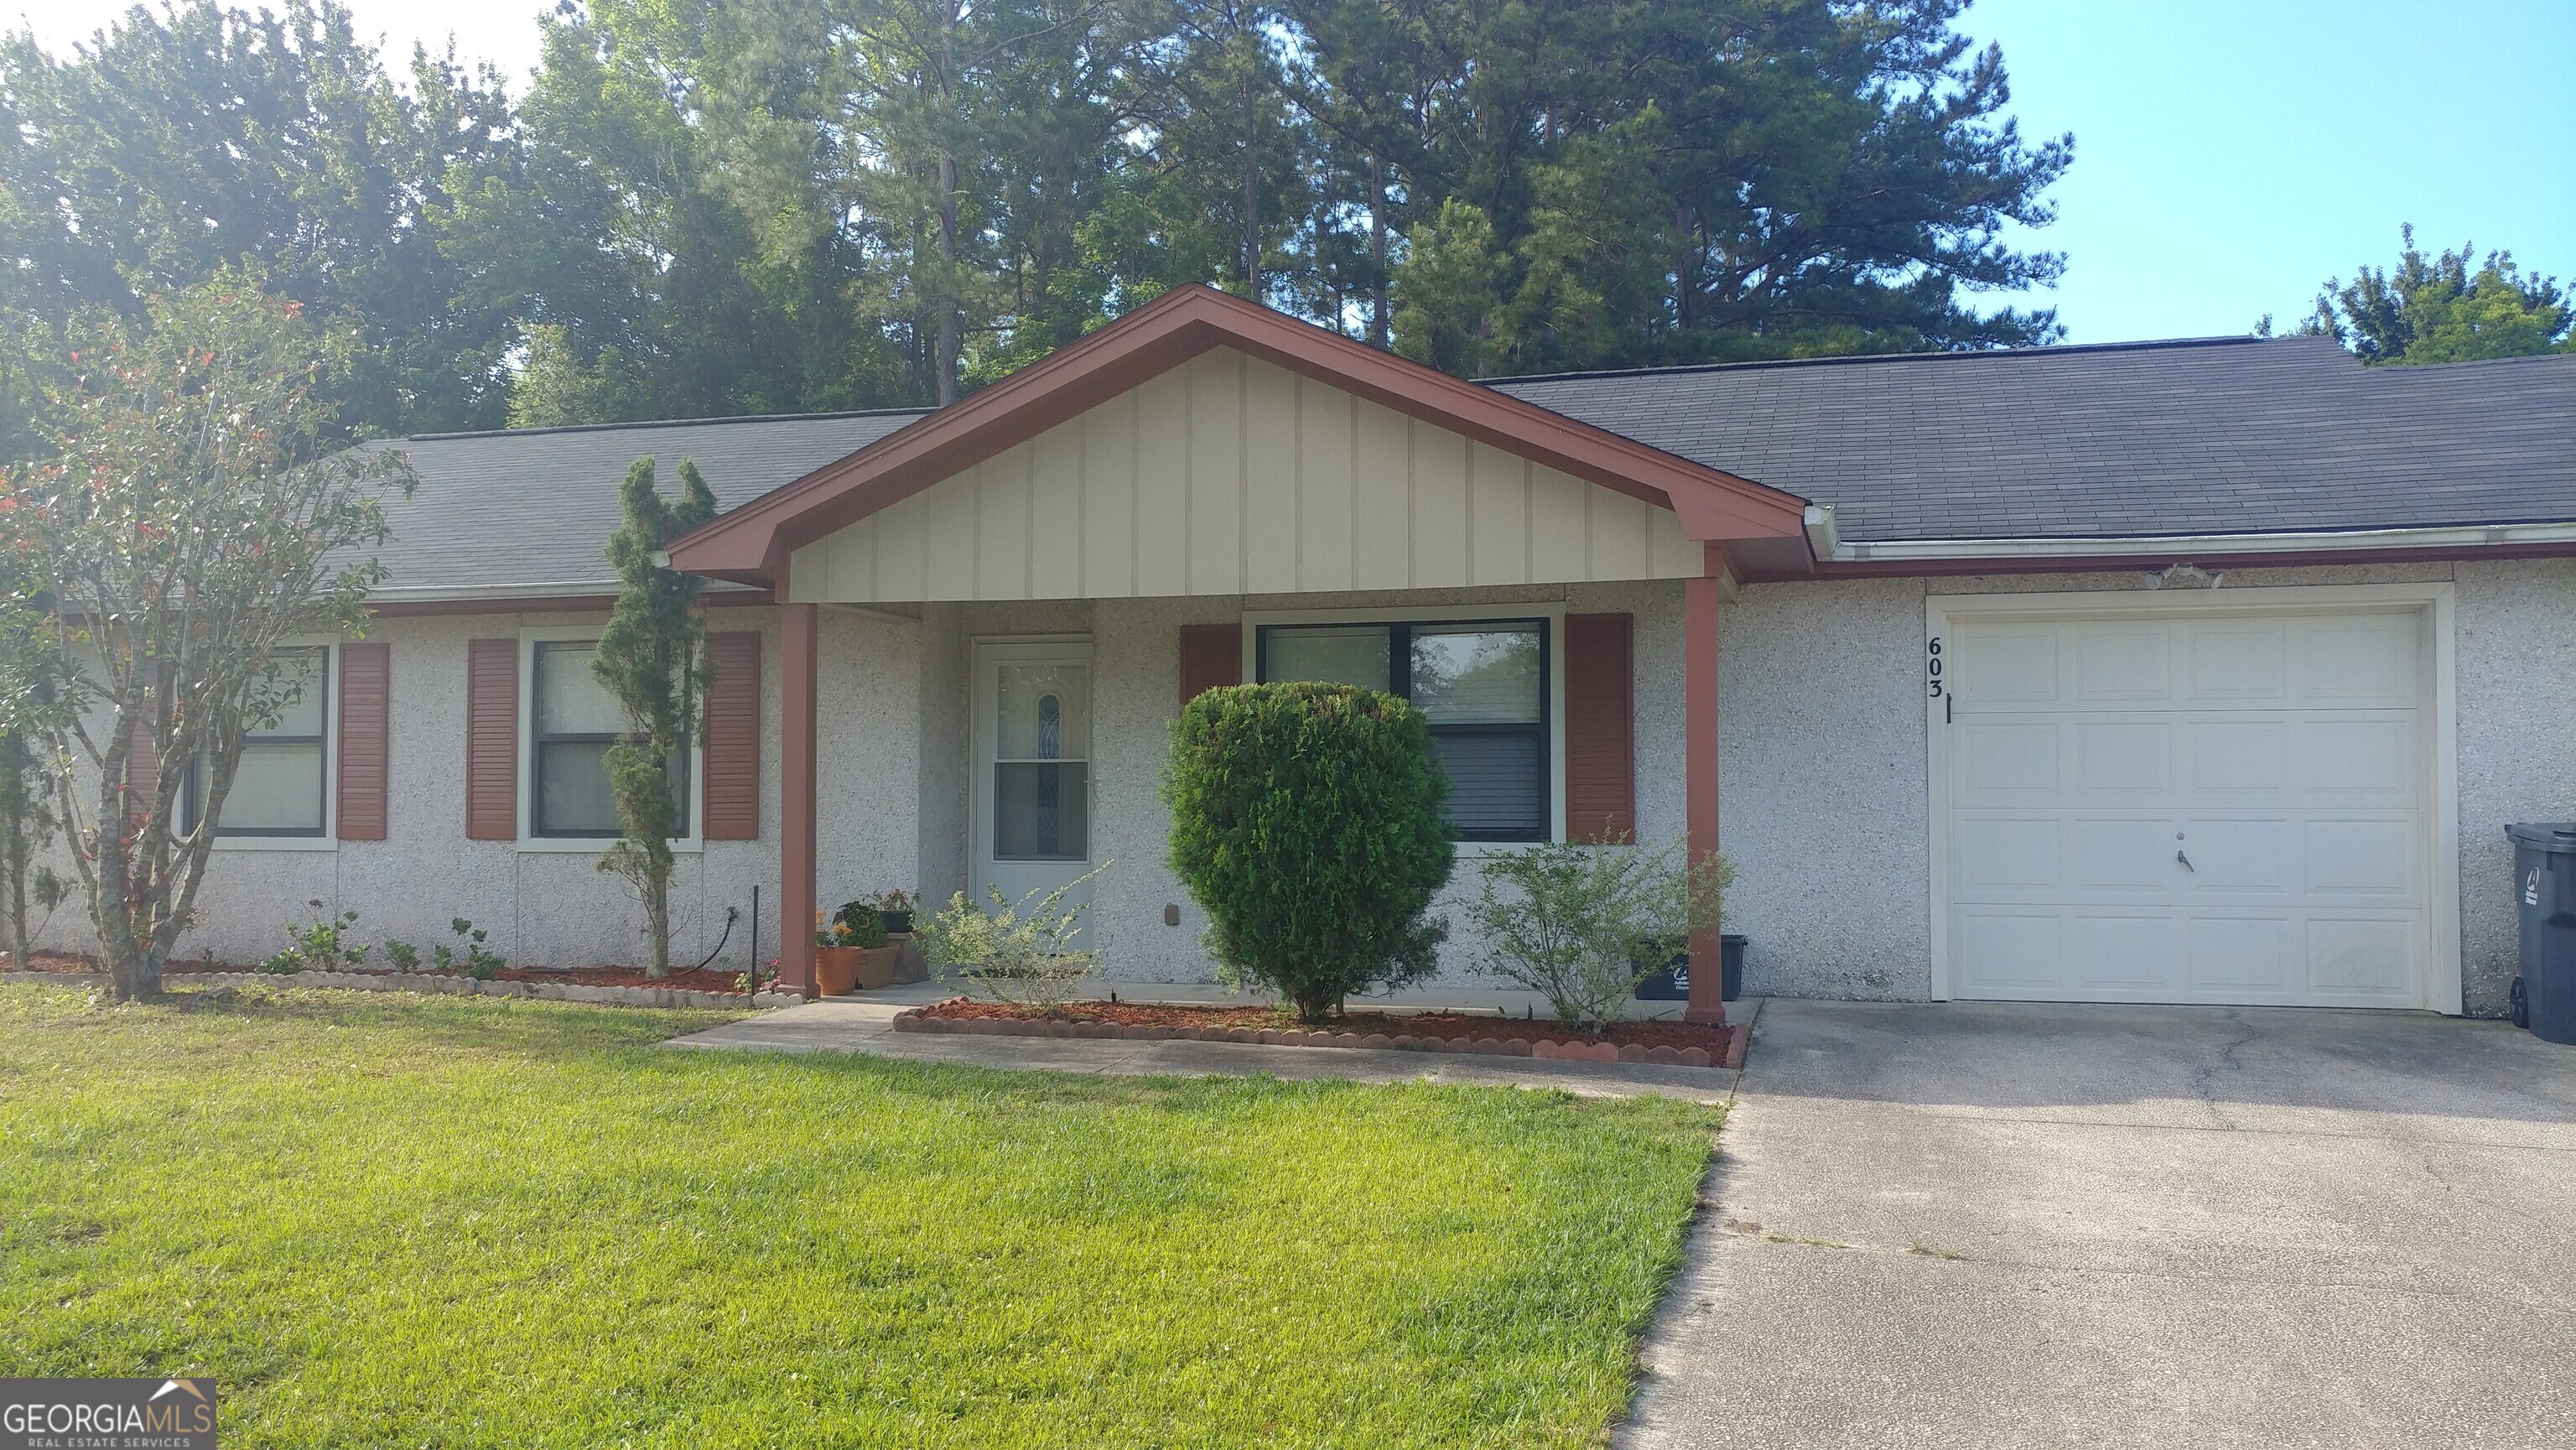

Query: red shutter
<box><xmin>124</xmin><ymin>713</ymin><xmax>158</xmax><ymax>827</ymax></box>
<box><xmin>1563</xmin><ymin>613</ymin><xmax>1634</xmax><ymax>844</ymax></box>
<box><xmin>465</xmin><ymin>638</ymin><xmax>518</xmax><ymax>840</ymax></box>
<box><xmin>701</xmin><ymin>631</ymin><xmax>761</xmax><ymax>840</ymax></box>
<box><xmin>336</xmin><ymin>642</ymin><xmax>391</xmax><ymax>839</ymax></box>
<box><xmin>1178</xmin><ymin>623</ymin><xmax>1241</xmax><ymax>709</ymax></box>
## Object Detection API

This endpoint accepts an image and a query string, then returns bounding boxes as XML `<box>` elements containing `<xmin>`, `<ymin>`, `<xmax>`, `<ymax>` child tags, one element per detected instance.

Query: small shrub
<box><xmin>283</xmin><ymin>900</ymin><xmax>361</xmax><ymax>972</ymax></box>
<box><xmin>917</xmin><ymin>871</ymin><xmax>1103</xmax><ymax>1017</ymax></box>
<box><xmin>447</xmin><ymin>917</ymin><xmax>502</xmax><ymax>980</ymax></box>
<box><xmin>382</xmin><ymin>940</ymin><xmax>421</xmax><ymax>973</ymax></box>
<box><xmin>1162</xmin><ymin>682</ymin><xmax>1454</xmax><ymax>1022</ymax></box>
<box><xmin>256</xmin><ymin>950</ymin><xmax>300</xmax><ymax>974</ymax></box>
<box><xmin>1460</xmin><ymin>836</ymin><xmax>1731</xmax><ymax>1033</ymax></box>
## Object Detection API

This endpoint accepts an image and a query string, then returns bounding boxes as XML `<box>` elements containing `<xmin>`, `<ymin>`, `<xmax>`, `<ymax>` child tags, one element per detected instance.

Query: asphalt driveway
<box><xmin>1619</xmin><ymin>1000</ymin><xmax>2576</xmax><ymax>1449</ymax></box>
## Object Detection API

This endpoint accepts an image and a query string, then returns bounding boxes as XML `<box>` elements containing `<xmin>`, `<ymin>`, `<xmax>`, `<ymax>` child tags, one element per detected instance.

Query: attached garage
<box><xmin>1927</xmin><ymin>585</ymin><xmax>2460</xmax><ymax>1011</ymax></box>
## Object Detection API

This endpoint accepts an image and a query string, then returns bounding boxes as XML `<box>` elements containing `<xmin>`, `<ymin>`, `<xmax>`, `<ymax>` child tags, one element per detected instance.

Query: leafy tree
<box><xmin>1162</xmin><ymin>682</ymin><xmax>1455</xmax><ymax>1022</ymax></box>
<box><xmin>0</xmin><ymin>277</ymin><xmax>412</xmax><ymax>1000</ymax></box>
<box><xmin>1366</xmin><ymin>0</ymin><xmax>2073</xmax><ymax>374</ymax></box>
<box><xmin>592</xmin><ymin>457</ymin><xmax>718</xmax><ymax>979</ymax></box>
<box><xmin>0</xmin><ymin>2</ymin><xmax>520</xmax><ymax>441</ymax></box>
<box><xmin>2280</xmin><ymin>225</ymin><xmax>2572</xmax><ymax>365</ymax></box>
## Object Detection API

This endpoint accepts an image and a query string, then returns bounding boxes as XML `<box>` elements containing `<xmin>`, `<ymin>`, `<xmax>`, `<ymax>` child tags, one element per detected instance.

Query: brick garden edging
<box><xmin>0</xmin><ymin>967</ymin><xmax>794</xmax><ymax>1011</ymax></box>
<box><xmin>891</xmin><ymin>1005</ymin><xmax>1748</xmax><ymax>1070</ymax></box>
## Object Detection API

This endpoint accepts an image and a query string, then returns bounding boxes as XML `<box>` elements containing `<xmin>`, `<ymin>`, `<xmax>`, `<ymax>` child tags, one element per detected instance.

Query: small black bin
<box><xmin>1635</xmin><ymin>933</ymin><xmax>1745</xmax><ymax>1002</ymax></box>
<box><xmin>2506</xmin><ymin>824</ymin><xmax>2576</xmax><ymax>1046</ymax></box>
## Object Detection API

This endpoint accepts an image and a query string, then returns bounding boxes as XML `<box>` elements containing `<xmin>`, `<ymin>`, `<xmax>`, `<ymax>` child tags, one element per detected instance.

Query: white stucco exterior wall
<box><xmin>1715</xmin><ymin>577</ymin><xmax>1933</xmax><ymax>999</ymax></box>
<box><xmin>2454</xmin><ymin>558</ymin><xmax>2576</xmax><ymax>1016</ymax></box>
<box><xmin>60</xmin><ymin>605</ymin><xmax>917</xmax><ymax>976</ymax></box>
<box><xmin>44</xmin><ymin>557</ymin><xmax>2565</xmax><ymax>1019</ymax></box>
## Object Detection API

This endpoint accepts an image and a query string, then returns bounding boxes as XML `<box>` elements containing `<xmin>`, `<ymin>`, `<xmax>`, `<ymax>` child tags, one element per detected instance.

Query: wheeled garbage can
<box><xmin>2506</xmin><ymin>824</ymin><xmax>2576</xmax><ymax>1045</ymax></box>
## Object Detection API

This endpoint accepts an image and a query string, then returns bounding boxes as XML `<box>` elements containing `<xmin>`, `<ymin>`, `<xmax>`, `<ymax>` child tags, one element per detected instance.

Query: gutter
<box><xmin>368</xmin><ymin>579</ymin><xmax>768</xmax><ymax>605</ymax></box>
<box><xmin>1816</xmin><ymin>519</ymin><xmax>2576</xmax><ymax>565</ymax></box>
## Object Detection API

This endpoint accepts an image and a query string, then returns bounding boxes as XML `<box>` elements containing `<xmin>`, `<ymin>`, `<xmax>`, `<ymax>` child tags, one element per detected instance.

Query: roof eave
<box><xmin>1737</xmin><ymin>519</ymin><xmax>2576</xmax><ymax>582</ymax></box>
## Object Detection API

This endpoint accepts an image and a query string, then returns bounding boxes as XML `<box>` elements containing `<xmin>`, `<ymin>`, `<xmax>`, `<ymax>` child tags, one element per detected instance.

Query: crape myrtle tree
<box><xmin>1162</xmin><ymin>681</ymin><xmax>1455</xmax><ymax>1022</ymax></box>
<box><xmin>0</xmin><ymin>277</ymin><xmax>412</xmax><ymax>1001</ymax></box>
<box><xmin>591</xmin><ymin>456</ymin><xmax>718</xmax><ymax>979</ymax></box>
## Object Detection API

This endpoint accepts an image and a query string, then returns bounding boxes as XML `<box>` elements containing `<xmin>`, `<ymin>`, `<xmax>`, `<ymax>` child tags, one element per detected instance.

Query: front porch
<box><xmin>668</xmin><ymin>286</ymin><xmax>1813</xmax><ymax>1028</ymax></box>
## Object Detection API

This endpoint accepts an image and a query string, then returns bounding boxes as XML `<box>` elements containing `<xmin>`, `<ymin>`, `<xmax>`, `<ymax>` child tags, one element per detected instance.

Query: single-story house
<box><xmin>137</xmin><ymin>285</ymin><xmax>2576</xmax><ymax>1020</ymax></box>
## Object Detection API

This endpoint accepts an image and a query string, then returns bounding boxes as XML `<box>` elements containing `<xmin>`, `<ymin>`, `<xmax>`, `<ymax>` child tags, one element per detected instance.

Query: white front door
<box><xmin>1942</xmin><ymin>605</ymin><xmax>2433</xmax><ymax>1007</ymax></box>
<box><xmin>971</xmin><ymin>640</ymin><xmax>1096</xmax><ymax>916</ymax></box>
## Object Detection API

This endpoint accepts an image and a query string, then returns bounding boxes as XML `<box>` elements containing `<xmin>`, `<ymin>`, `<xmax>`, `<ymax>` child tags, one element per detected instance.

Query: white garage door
<box><xmin>1942</xmin><ymin>605</ymin><xmax>2431</xmax><ymax>1007</ymax></box>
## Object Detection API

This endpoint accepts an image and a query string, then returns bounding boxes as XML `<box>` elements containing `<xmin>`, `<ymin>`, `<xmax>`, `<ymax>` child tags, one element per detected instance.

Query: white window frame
<box><xmin>516</xmin><ymin>625</ymin><xmax>704</xmax><ymax>855</ymax></box>
<box><xmin>206</xmin><ymin>637</ymin><xmax>340</xmax><ymax>853</ymax></box>
<box><xmin>1239</xmin><ymin>603</ymin><xmax>1569</xmax><ymax>851</ymax></box>
<box><xmin>1922</xmin><ymin>581</ymin><xmax>2461</xmax><ymax>1014</ymax></box>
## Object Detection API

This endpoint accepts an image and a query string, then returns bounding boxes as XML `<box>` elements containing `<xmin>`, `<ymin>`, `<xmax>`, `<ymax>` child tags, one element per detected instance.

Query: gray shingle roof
<box><xmin>369</xmin><ymin>409</ymin><xmax>925</xmax><ymax>596</ymax></box>
<box><xmin>1488</xmin><ymin>335</ymin><xmax>2576</xmax><ymax>543</ymax></box>
<box><xmin>374</xmin><ymin>334</ymin><xmax>2576</xmax><ymax>595</ymax></box>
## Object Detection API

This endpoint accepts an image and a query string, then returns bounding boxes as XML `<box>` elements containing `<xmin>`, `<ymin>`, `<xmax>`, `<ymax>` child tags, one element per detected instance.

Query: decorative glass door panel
<box><xmin>973</xmin><ymin>642</ymin><xmax>1097</xmax><ymax>914</ymax></box>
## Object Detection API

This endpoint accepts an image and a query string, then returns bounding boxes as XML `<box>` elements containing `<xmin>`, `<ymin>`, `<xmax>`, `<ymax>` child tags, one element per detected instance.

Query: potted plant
<box><xmin>812</xmin><ymin>911</ymin><xmax>865</xmax><ymax>996</ymax></box>
<box><xmin>868</xmin><ymin>889</ymin><xmax>917</xmax><ymax>937</ymax></box>
<box><xmin>818</xmin><ymin>901</ymin><xmax>904</xmax><ymax>990</ymax></box>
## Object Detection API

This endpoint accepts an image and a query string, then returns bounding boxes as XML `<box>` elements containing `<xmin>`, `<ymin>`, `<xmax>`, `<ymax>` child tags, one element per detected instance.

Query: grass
<box><xmin>0</xmin><ymin>981</ymin><xmax>1719</xmax><ymax>1447</ymax></box>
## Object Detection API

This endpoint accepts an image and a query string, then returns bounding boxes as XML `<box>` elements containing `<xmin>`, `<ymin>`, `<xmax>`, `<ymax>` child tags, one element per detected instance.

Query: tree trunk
<box><xmin>1239</xmin><ymin>60</ymin><xmax>1259</xmax><ymax>299</ymax></box>
<box><xmin>1368</xmin><ymin>153</ymin><xmax>1389</xmax><ymax>349</ymax></box>
<box><xmin>937</xmin><ymin>152</ymin><xmax>960</xmax><ymax>408</ymax></box>
<box><xmin>646</xmin><ymin>862</ymin><xmax>672</xmax><ymax>979</ymax></box>
<box><xmin>6</xmin><ymin>829</ymin><xmax>26</xmax><ymax>973</ymax></box>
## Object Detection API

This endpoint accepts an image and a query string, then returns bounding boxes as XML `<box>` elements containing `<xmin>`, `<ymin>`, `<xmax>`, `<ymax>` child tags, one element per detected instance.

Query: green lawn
<box><xmin>0</xmin><ymin>982</ymin><xmax>1718</xmax><ymax>1447</ymax></box>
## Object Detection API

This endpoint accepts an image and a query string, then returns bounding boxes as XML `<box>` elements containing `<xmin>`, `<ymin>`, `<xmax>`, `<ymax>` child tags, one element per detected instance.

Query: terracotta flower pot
<box><xmin>813</xmin><ymin>947</ymin><xmax>865</xmax><ymax>996</ymax></box>
<box><xmin>854</xmin><ymin>944</ymin><xmax>905</xmax><ymax>990</ymax></box>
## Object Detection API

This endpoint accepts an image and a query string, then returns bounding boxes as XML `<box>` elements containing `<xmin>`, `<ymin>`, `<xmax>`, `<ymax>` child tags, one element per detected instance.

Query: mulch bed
<box><xmin>0</xmin><ymin>954</ymin><xmax>756</xmax><ymax>998</ymax></box>
<box><xmin>898</xmin><ymin>997</ymin><xmax>1748</xmax><ymax>1070</ymax></box>
<box><xmin>168</xmin><ymin>961</ymin><xmax>756</xmax><ymax>995</ymax></box>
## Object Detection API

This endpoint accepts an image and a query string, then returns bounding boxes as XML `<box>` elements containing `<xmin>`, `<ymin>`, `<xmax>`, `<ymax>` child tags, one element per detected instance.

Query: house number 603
<box><xmin>1925</xmin><ymin>637</ymin><xmax>1944</xmax><ymax>698</ymax></box>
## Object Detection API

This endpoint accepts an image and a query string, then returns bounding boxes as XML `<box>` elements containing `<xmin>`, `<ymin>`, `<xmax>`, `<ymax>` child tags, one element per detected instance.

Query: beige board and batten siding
<box><xmin>789</xmin><ymin>347</ymin><xmax>1706</xmax><ymax>604</ymax></box>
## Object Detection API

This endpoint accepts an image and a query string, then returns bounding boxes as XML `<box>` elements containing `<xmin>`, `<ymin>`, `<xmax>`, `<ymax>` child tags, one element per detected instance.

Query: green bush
<box><xmin>1461</xmin><ymin>836</ymin><xmax>1731</xmax><ymax>1033</ymax></box>
<box><xmin>1162</xmin><ymin>681</ymin><xmax>1455</xmax><ymax>1022</ymax></box>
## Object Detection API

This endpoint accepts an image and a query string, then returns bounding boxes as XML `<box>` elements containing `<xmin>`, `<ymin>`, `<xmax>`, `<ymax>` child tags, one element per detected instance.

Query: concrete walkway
<box><xmin>662</xmin><ymin>989</ymin><xmax>1748</xmax><ymax>1103</ymax></box>
<box><xmin>1617</xmin><ymin>1000</ymin><xmax>2576</xmax><ymax>1449</ymax></box>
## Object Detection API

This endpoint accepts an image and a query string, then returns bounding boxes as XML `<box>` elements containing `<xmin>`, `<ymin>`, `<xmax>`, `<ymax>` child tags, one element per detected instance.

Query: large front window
<box><xmin>532</xmin><ymin>641</ymin><xmax>688</xmax><ymax>838</ymax></box>
<box><xmin>1257</xmin><ymin>620</ymin><xmax>1549</xmax><ymax>842</ymax></box>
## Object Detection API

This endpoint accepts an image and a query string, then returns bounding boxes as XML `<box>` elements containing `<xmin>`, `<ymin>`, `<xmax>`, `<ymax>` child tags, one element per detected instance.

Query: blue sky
<box><xmin>18</xmin><ymin>0</ymin><xmax>2575</xmax><ymax>346</ymax></box>
<box><xmin>1966</xmin><ymin>0</ymin><xmax>2576</xmax><ymax>341</ymax></box>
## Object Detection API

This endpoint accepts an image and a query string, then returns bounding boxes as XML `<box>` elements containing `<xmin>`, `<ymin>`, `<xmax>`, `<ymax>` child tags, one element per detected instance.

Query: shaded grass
<box><xmin>0</xmin><ymin>982</ymin><xmax>1718</xmax><ymax>1447</ymax></box>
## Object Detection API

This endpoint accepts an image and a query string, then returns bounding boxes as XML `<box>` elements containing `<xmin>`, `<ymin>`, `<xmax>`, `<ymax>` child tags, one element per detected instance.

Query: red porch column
<box><xmin>779</xmin><ymin>599</ymin><xmax>820</xmax><ymax>1000</ymax></box>
<box><xmin>1683</xmin><ymin>565</ymin><xmax>1727</xmax><ymax>1027</ymax></box>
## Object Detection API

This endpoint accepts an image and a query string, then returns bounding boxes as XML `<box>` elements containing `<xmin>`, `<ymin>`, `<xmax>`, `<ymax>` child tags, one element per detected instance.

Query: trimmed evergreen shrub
<box><xmin>1162</xmin><ymin>681</ymin><xmax>1456</xmax><ymax>1022</ymax></box>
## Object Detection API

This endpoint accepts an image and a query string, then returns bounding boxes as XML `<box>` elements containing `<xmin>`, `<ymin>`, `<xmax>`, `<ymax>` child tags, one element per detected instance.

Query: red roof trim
<box><xmin>665</xmin><ymin>284</ymin><xmax>1810</xmax><ymax>583</ymax></box>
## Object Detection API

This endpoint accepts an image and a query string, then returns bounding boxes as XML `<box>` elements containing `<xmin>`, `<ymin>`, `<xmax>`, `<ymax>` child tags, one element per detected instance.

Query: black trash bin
<box><xmin>2506</xmin><ymin>824</ymin><xmax>2576</xmax><ymax>1046</ymax></box>
<box><xmin>1634</xmin><ymin>934</ymin><xmax>1745</xmax><ymax>1002</ymax></box>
